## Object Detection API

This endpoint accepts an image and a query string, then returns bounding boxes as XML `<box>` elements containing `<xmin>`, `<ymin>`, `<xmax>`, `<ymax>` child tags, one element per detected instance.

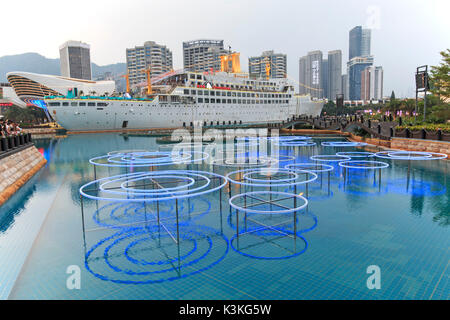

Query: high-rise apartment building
<box><xmin>59</xmin><ymin>41</ymin><xmax>92</xmax><ymax>80</ymax></box>
<box><xmin>126</xmin><ymin>41</ymin><xmax>173</xmax><ymax>86</ymax></box>
<box><xmin>299</xmin><ymin>50</ymin><xmax>342</xmax><ymax>100</ymax></box>
<box><xmin>248</xmin><ymin>50</ymin><xmax>287</xmax><ymax>79</ymax></box>
<box><xmin>361</xmin><ymin>66</ymin><xmax>383</xmax><ymax>101</ymax></box>
<box><xmin>347</xmin><ymin>56</ymin><xmax>374</xmax><ymax>100</ymax></box>
<box><xmin>298</xmin><ymin>50</ymin><xmax>323</xmax><ymax>99</ymax></box>
<box><xmin>183</xmin><ymin>40</ymin><xmax>228</xmax><ymax>73</ymax></box>
<box><xmin>299</xmin><ymin>56</ymin><xmax>308</xmax><ymax>95</ymax></box>
<box><xmin>327</xmin><ymin>50</ymin><xmax>342</xmax><ymax>100</ymax></box>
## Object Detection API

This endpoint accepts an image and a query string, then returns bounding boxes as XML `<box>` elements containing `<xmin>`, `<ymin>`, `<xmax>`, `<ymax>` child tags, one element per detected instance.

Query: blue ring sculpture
<box><xmin>336</xmin><ymin>151</ymin><xmax>375</xmax><ymax>158</ymax></box>
<box><xmin>375</xmin><ymin>150</ymin><xmax>448</xmax><ymax>160</ymax></box>
<box><xmin>321</xmin><ymin>141</ymin><xmax>367</xmax><ymax>147</ymax></box>
<box><xmin>89</xmin><ymin>151</ymin><xmax>209</xmax><ymax>167</ymax></box>
<box><xmin>338</xmin><ymin>160</ymin><xmax>389</xmax><ymax>170</ymax></box>
<box><xmin>310</xmin><ymin>154</ymin><xmax>352</xmax><ymax>162</ymax></box>
<box><xmin>80</xmin><ymin>170</ymin><xmax>227</xmax><ymax>202</ymax></box>
<box><xmin>285</xmin><ymin>163</ymin><xmax>334</xmax><ymax>173</ymax></box>
<box><xmin>226</xmin><ymin>168</ymin><xmax>318</xmax><ymax>187</ymax></box>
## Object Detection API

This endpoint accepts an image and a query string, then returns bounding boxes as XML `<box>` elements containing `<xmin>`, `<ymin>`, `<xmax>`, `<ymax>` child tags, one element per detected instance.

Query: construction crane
<box><xmin>121</xmin><ymin>74</ymin><xmax>130</xmax><ymax>93</ymax></box>
<box><xmin>265</xmin><ymin>58</ymin><xmax>271</xmax><ymax>81</ymax></box>
<box><xmin>140</xmin><ymin>68</ymin><xmax>152</xmax><ymax>95</ymax></box>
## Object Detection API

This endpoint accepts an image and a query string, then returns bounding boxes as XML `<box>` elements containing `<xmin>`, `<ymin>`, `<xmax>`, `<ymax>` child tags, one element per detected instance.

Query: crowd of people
<box><xmin>1</xmin><ymin>119</ymin><xmax>23</xmax><ymax>138</ymax></box>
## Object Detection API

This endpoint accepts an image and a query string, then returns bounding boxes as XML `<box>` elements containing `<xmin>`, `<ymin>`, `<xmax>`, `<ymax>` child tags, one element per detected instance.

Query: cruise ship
<box><xmin>44</xmin><ymin>69</ymin><xmax>324</xmax><ymax>132</ymax></box>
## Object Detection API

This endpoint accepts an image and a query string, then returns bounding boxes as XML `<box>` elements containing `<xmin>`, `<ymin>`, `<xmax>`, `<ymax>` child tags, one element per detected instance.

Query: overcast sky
<box><xmin>2</xmin><ymin>0</ymin><xmax>449</xmax><ymax>97</ymax></box>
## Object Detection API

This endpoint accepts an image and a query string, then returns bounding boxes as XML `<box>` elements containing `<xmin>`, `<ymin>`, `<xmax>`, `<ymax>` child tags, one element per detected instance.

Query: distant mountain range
<box><xmin>0</xmin><ymin>52</ymin><xmax>126</xmax><ymax>82</ymax></box>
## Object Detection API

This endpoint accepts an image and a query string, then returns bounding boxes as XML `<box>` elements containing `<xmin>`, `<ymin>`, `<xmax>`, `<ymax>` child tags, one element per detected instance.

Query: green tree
<box><xmin>390</xmin><ymin>90</ymin><xmax>396</xmax><ymax>100</ymax></box>
<box><xmin>430</xmin><ymin>49</ymin><xmax>450</xmax><ymax>99</ymax></box>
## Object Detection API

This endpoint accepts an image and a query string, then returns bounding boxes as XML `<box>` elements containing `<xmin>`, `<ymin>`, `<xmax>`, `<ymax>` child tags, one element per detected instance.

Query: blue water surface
<box><xmin>0</xmin><ymin>133</ymin><xmax>448</xmax><ymax>300</ymax></box>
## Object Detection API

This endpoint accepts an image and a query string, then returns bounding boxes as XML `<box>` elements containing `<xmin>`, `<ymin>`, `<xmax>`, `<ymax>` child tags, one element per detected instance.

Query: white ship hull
<box><xmin>47</xmin><ymin>97</ymin><xmax>323</xmax><ymax>131</ymax></box>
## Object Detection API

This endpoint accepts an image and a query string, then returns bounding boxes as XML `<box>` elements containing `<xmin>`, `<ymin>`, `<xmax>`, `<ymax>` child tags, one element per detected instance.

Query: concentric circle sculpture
<box><xmin>89</xmin><ymin>151</ymin><xmax>209</xmax><ymax>168</ymax></box>
<box><xmin>321</xmin><ymin>141</ymin><xmax>367</xmax><ymax>147</ymax></box>
<box><xmin>338</xmin><ymin>160</ymin><xmax>389</xmax><ymax>170</ymax></box>
<box><xmin>310</xmin><ymin>154</ymin><xmax>352</xmax><ymax>162</ymax></box>
<box><xmin>285</xmin><ymin>163</ymin><xmax>334</xmax><ymax>173</ymax></box>
<box><xmin>276</xmin><ymin>140</ymin><xmax>317</xmax><ymax>147</ymax></box>
<box><xmin>375</xmin><ymin>150</ymin><xmax>448</xmax><ymax>160</ymax></box>
<box><xmin>80</xmin><ymin>170</ymin><xmax>227</xmax><ymax>202</ymax></box>
<box><xmin>236</xmin><ymin>135</ymin><xmax>311</xmax><ymax>141</ymax></box>
<box><xmin>226</xmin><ymin>168</ymin><xmax>318</xmax><ymax>188</ymax></box>
<box><xmin>336</xmin><ymin>151</ymin><xmax>375</xmax><ymax>158</ymax></box>
<box><xmin>210</xmin><ymin>155</ymin><xmax>278</xmax><ymax>168</ymax></box>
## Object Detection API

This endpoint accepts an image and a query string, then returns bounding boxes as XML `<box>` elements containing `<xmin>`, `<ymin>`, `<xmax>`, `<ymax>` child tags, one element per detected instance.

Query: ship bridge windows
<box><xmin>79</xmin><ymin>102</ymin><xmax>86</xmax><ymax>106</ymax></box>
<box><xmin>170</xmin><ymin>95</ymin><xmax>181</xmax><ymax>103</ymax></box>
<box><xmin>71</xmin><ymin>102</ymin><xmax>78</xmax><ymax>106</ymax></box>
<box><xmin>182</xmin><ymin>96</ymin><xmax>195</xmax><ymax>104</ymax></box>
<box><xmin>48</xmin><ymin>102</ymin><xmax>60</xmax><ymax>107</ymax></box>
<box><xmin>88</xmin><ymin>102</ymin><xmax>96</xmax><ymax>107</ymax></box>
<box><xmin>62</xmin><ymin>102</ymin><xmax>69</xmax><ymax>106</ymax></box>
<box><xmin>97</xmin><ymin>102</ymin><xmax>108</xmax><ymax>107</ymax></box>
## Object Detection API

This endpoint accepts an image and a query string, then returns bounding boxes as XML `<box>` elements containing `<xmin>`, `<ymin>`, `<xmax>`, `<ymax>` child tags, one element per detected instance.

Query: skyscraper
<box><xmin>327</xmin><ymin>50</ymin><xmax>342</xmax><ymax>100</ymax></box>
<box><xmin>59</xmin><ymin>41</ymin><xmax>92</xmax><ymax>80</ymax></box>
<box><xmin>347</xmin><ymin>56</ymin><xmax>374</xmax><ymax>100</ymax></box>
<box><xmin>361</xmin><ymin>28</ymin><xmax>372</xmax><ymax>57</ymax></box>
<box><xmin>183</xmin><ymin>40</ymin><xmax>228</xmax><ymax>73</ymax></box>
<box><xmin>126</xmin><ymin>41</ymin><xmax>173</xmax><ymax>86</ymax></box>
<box><xmin>349</xmin><ymin>26</ymin><xmax>371</xmax><ymax>60</ymax></box>
<box><xmin>348</xmin><ymin>26</ymin><xmax>374</xmax><ymax>100</ymax></box>
<box><xmin>249</xmin><ymin>50</ymin><xmax>287</xmax><ymax>79</ymax></box>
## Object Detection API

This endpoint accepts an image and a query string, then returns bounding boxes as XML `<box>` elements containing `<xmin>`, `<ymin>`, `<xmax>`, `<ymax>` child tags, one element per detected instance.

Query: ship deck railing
<box><xmin>43</xmin><ymin>95</ymin><xmax>154</xmax><ymax>102</ymax></box>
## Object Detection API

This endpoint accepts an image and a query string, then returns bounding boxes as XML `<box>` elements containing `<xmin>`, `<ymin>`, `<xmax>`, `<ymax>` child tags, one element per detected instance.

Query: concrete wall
<box><xmin>391</xmin><ymin>138</ymin><xmax>450</xmax><ymax>157</ymax></box>
<box><xmin>0</xmin><ymin>145</ymin><xmax>46</xmax><ymax>206</ymax></box>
